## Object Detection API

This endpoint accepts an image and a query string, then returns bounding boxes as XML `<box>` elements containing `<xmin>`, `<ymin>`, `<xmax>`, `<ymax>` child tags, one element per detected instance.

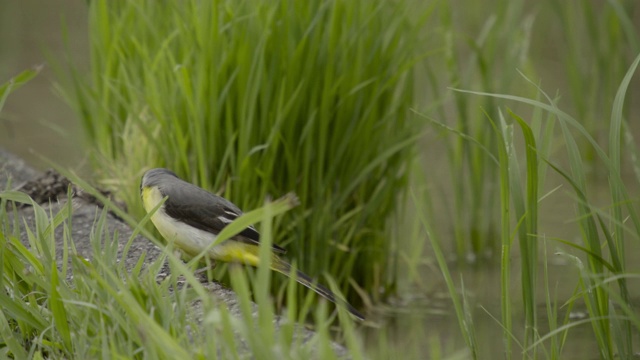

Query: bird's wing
<box><xmin>162</xmin><ymin>181</ymin><xmax>286</xmax><ymax>254</ymax></box>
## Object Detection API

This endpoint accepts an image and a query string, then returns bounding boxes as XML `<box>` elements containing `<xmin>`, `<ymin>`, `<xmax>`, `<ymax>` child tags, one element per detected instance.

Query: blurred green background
<box><xmin>0</xmin><ymin>0</ymin><xmax>88</xmax><ymax>171</ymax></box>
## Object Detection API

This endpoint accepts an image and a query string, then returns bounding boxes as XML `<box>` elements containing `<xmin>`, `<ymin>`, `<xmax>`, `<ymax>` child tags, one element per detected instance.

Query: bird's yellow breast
<box><xmin>141</xmin><ymin>186</ymin><xmax>164</xmax><ymax>213</ymax></box>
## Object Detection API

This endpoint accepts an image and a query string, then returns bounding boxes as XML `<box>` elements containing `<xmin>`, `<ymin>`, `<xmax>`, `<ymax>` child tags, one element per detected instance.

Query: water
<box><xmin>389</xmin><ymin>144</ymin><xmax>640</xmax><ymax>358</ymax></box>
<box><xmin>368</xmin><ymin>197</ymin><xmax>640</xmax><ymax>359</ymax></box>
<box><xmin>367</xmin><ymin>262</ymin><xmax>608</xmax><ymax>359</ymax></box>
<box><xmin>0</xmin><ymin>0</ymin><xmax>89</xmax><ymax>171</ymax></box>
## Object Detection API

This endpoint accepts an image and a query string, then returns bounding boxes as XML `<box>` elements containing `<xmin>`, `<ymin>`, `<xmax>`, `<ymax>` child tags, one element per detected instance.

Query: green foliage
<box><xmin>426</xmin><ymin>0</ymin><xmax>536</xmax><ymax>258</ymax></box>
<box><xmin>432</xmin><ymin>52</ymin><xmax>640</xmax><ymax>358</ymax></box>
<box><xmin>425</xmin><ymin>0</ymin><xmax>640</xmax><ymax>259</ymax></box>
<box><xmin>416</xmin><ymin>1</ymin><xmax>640</xmax><ymax>358</ymax></box>
<box><xmin>412</xmin><ymin>187</ymin><xmax>478</xmax><ymax>359</ymax></box>
<box><xmin>0</xmin><ymin>66</ymin><xmax>42</xmax><ymax>114</ymax></box>
<box><xmin>0</xmin><ymin>188</ymin><xmax>364</xmax><ymax>358</ymax></box>
<box><xmin>41</xmin><ymin>0</ymin><xmax>640</xmax><ymax>358</ymax></box>
<box><xmin>549</xmin><ymin>0</ymin><xmax>639</xmax><ymax>160</ymax></box>
<box><xmin>64</xmin><ymin>0</ymin><xmax>421</xmax><ymax>306</ymax></box>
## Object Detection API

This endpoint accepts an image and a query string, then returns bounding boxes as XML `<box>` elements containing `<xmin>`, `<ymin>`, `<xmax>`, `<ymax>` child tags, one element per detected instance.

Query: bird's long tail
<box><xmin>270</xmin><ymin>257</ymin><xmax>365</xmax><ymax>321</ymax></box>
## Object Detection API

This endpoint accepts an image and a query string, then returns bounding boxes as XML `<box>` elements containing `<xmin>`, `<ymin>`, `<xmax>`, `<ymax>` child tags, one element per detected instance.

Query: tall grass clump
<box><xmin>63</xmin><ymin>0</ymin><xmax>422</xmax><ymax>305</ymax></box>
<box><xmin>424</xmin><ymin>0</ymin><xmax>536</xmax><ymax>259</ymax></box>
<box><xmin>433</xmin><ymin>53</ymin><xmax>640</xmax><ymax>358</ymax></box>
<box><xmin>548</xmin><ymin>0</ymin><xmax>639</xmax><ymax>163</ymax></box>
<box><xmin>415</xmin><ymin>3</ymin><xmax>640</xmax><ymax>354</ymax></box>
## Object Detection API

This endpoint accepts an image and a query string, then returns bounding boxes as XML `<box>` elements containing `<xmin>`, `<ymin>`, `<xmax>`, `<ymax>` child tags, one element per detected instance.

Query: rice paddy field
<box><xmin>1</xmin><ymin>0</ymin><xmax>640</xmax><ymax>359</ymax></box>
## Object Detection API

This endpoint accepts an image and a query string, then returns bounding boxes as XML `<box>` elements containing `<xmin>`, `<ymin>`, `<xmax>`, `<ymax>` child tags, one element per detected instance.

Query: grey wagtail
<box><xmin>141</xmin><ymin>168</ymin><xmax>365</xmax><ymax>320</ymax></box>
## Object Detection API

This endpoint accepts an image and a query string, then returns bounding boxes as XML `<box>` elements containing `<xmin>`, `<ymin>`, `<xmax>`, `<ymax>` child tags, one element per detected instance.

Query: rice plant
<box><xmin>426</xmin><ymin>52</ymin><xmax>640</xmax><ymax>359</ymax></box>
<box><xmin>62</xmin><ymin>0</ymin><xmax>423</xmax><ymax>309</ymax></box>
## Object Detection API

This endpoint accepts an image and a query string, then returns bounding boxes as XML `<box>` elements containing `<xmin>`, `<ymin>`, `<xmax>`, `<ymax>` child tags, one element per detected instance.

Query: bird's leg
<box><xmin>194</xmin><ymin>258</ymin><xmax>217</xmax><ymax>277</ymax></box>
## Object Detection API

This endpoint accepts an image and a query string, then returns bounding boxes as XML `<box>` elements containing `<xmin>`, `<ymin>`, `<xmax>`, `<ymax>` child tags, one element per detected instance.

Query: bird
<box><xmin>140</xmin><ymin>168</ymin><xmax>364</xmax><ymax>320</ymax></box>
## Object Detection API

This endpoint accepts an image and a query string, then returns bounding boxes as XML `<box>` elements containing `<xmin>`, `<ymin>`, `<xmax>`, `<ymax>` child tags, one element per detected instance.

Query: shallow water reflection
<box><xmin>367</xmin><ymin>256</ymin><xmax>634</xmax><ymax>359</ymax></box>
